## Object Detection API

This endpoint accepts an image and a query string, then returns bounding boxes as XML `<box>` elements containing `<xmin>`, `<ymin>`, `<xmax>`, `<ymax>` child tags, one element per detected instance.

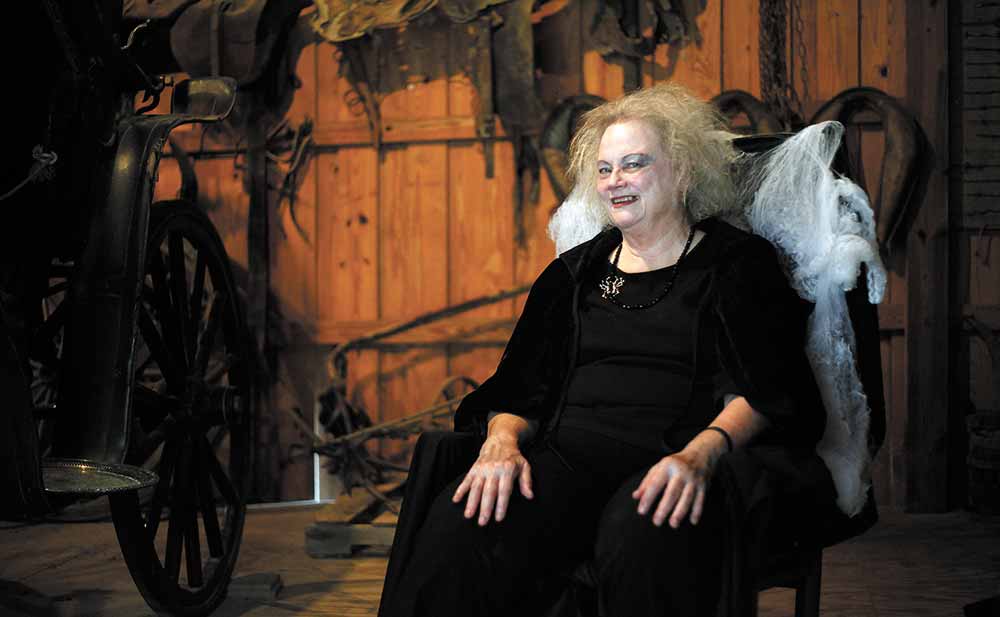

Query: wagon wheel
<box><xmin>109</xmin><ymin>200</ymin><xmax>252</xmax><ymax>617</ymax></box>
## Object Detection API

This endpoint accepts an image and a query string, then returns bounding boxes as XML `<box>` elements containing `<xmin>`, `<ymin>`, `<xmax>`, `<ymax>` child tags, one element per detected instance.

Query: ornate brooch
<box><xmin>599</xmin><ymin>274</ymin><xmax>624</xmax><ymax>299</ymax></box>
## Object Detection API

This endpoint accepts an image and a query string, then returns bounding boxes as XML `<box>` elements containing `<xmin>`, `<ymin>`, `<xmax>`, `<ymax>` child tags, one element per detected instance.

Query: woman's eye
<box><xmin>597</xmin><ymin>167</ymin><xmax>611</xmax><ymax>176</ymax></box>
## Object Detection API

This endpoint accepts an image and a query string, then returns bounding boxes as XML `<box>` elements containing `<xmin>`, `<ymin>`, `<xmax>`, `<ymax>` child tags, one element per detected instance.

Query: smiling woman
<box><xmin>378</xmin><ymin>83</ymin><xmax>836</xmax><ymax>617</ymax></box>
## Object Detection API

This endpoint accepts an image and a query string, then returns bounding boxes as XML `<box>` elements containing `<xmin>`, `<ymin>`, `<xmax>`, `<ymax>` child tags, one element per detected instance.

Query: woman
<box><xmin>378</xmin><ymin>83</ymin><xmax>836</xmax><ymax>617</ymax></box>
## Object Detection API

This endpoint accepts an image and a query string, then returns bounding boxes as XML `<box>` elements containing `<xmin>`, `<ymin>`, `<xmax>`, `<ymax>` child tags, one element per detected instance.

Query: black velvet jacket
<box><xmin>381</xmin><ymin>219</ymin><xmax>879</xmax><ymax>617</ymax></box>
<box><xmin>456</xmin><ymin>218</ymin><xmax>827</xmax><ymax>464</ymax></box>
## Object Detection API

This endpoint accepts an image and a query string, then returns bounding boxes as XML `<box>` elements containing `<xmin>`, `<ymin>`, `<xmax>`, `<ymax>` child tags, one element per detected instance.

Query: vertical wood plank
<box><xmin>447</xmin><ymin>141</ymin><xmax>516</xmax><ymax>384</ymax></box>
<box><xmin>966</xmin><ymin>230</ymin><xmax>1000</xmax><ymax>412</ymax></box>
<box><xmin>379</xmin><ymin>145</ymin><xmax>449</xmax><ymax>320</ymax></box>
<box><xmin>270</xmin><ymin>157</ymin><xmax>318</xmax><ymax>326</ymax></box>
<box><xmin>379</xmin><ymin>145</ymin><xmax>449</xmax><ymax>458</ymax></box>
<box><xmin>815</xmin><ymin>0</ymin><xmax>859</xmax><ymax>102</ymax></box>
<box><xmin>904</xmin><ymin>0</ymin><xmax>949</xmax><ymax>511</ymax></box>
<box><xmin>860</xmin><ymin>0</ymin><xmax>906</xmax><ymax>96</ymax></box>
<box><xmin>721</xmin><ymin>0</ymin><xmax>761</xmax><ymax>95</ymax></box>
<box><xmin>859</xmin><ymin>0</ymin><xmax>908</xmax><ymax>509</ymax></box>
<box><xmin>872</xmin><ymin>336</ymin><xmax>892</xmax><ymax>506</ymax></box>
<box><xmin>317</xmin><ymin>149</ymin><xmax>379</xmax><ymax>325</ymax></box>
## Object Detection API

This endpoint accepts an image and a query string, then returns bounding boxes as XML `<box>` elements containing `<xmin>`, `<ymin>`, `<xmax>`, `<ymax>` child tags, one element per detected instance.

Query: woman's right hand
<box><xmin>452</xmin><ymin>432</ymin><xmax>534</xmax><ymax>526</ymax></box>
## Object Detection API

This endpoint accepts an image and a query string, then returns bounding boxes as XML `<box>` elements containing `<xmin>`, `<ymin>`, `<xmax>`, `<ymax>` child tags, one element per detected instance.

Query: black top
<box><xmin>561</xmin><ymin>232</ymin><xmax>726</xmax><ymax>451</ymax></box>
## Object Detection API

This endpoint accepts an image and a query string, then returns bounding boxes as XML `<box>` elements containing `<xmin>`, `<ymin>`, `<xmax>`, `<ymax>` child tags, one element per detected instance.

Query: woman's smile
<box><xmin>611</xmin><ymin>195</ymin><xmax>639</xmax><ymax>207</ymax></box>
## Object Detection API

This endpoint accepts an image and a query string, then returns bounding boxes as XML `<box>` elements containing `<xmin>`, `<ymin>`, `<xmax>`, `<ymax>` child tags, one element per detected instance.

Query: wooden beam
<box><xmin>311</xmin><ymin>315</ymin><xmax>516</xmax><ymax>346</ymax></box>
<box><xmin>904</xmin><ymin>0</ymin><xmax>950</xmax><ymax>512</ymax></box>
<box><xmin>312</xmin><ymin>116</ymin><xmax>510</xmax><ymax>147</ymax></box>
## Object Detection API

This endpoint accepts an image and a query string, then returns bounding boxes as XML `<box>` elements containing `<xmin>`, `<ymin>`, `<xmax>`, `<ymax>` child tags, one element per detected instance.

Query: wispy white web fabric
<box><xmin>547</xmin><ymin>121</ymin><xmax>886</xmax><ymax>517</ymax></box>
<box><xmin>746</xmin><ymin>121</ymin><xmax>885</xmax><ymax>516</ymax></box>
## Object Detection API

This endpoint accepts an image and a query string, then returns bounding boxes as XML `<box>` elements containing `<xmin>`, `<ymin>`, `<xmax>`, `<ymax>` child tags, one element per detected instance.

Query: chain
<box><xmin>759</xmin><ymin>0</ymin><xmax>809</xmax><ymax>130</ymax></box>
<box><xmin>759</xmin><ymin>0</ymin><xmax>791</xmax><ymax>129</ymax></box>
<box><xmin>790</xmin><ymin>0</ymin><xmax>809</xmax><ymax>126</ymax></box>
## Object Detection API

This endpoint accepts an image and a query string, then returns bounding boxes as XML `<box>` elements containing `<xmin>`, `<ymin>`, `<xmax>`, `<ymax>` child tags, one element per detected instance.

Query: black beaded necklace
<box><xmin>598</xmin><ymin>225</ymin><xmax>697</xmax><ymax>310</ymax></box>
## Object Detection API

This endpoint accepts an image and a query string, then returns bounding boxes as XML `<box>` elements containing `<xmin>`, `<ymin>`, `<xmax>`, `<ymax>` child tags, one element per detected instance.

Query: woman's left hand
<box><xmin>631</xmin><ymin>433</ymin><xmax>727</xmax><ymax>528</ymax></box>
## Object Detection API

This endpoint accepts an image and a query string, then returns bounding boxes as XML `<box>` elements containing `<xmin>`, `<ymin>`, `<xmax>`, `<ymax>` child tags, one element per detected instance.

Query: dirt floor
<box><xmin>0</xmin><ymin>500</ymin><xmax>998</xmax><ymax>617</ymax></box>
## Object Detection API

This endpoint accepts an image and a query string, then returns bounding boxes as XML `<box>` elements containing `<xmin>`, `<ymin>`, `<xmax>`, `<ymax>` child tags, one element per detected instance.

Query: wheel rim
<box><xmin>121</xmin><ymin>202</ymin><xmax>250</xmax><ymax>613</ymax></box>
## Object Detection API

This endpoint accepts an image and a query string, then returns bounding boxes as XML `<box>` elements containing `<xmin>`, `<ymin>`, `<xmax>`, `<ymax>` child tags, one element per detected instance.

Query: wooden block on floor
<box><xmin>228</xmin><ymin>572</ymin><xmax>284</xmax><ymax>601</ymax></box>
<box><xmin>314</xmin><ymin>477</ymin><xmax>406</xmax><ymax>524</ymax></box>
<box><xmin>306</xmin><ymin>522</ymin><xmax>398</xmax><ymax>558</ymax></box>
<box><xmin>307</xmin><ymin>477</ymin><xmax>405</xmax><ymax>558</ymax></box>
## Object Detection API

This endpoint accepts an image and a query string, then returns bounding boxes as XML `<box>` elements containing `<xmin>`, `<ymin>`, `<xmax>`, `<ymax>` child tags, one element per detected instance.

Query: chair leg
<box><xmin>794</xmin><ymin>549</ymin><xmax>823</xmax><ymax>617</ymax></box>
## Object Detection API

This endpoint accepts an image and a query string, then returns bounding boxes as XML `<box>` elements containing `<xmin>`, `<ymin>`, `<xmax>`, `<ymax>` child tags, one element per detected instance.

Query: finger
<box><xmin>495</xmin><ymin>467</ymin><xmax>515</xmax><ymax>522</ymax></box>
<box><xmin>690</xmin><ymin>486</ymin><xmax>707</xmax><ymax>526</ymax></box>
<box><xmin>518</xmin><ymin>460</ymin><xmax>534</xmax><ymax>500</ymax></box>
<box><xmin>478</xmin><ymin>472</ymin><xmax>499</xmax><ymax>526</ymax></box>
<box><xmin>632</xmin><ymin>472</ymin><xmax>651</xmax><ymax>500</ymax></box>
<box><xmin>453</xmin><ymin>472</ymin><xmax>472</xmax><ymax>503</ymax></box>
<box><xmin>637</xmin><ymin>467</ymin><xmax>669</xmax><ymax>515</ymax></box>
<box><xmin>669</xmin><ymin>483</ymin><xmax>698</xmax><ymax>529</ymax></box>
<box><xmin>652</xmin><ymin>475</ymin><xmax>685</xmax><ymax>527</ymax></box>
<box><xmin>464</xmin><ymin>474</ymin><xmax>484</xmax><ymax>519</ymax></box>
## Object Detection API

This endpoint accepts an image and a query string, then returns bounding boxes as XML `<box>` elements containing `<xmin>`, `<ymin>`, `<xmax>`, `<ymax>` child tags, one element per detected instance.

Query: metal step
<box><xmin>41</xmin><ymin>458</ymin><xmax>157</xmax><ymax>496</ymax></box>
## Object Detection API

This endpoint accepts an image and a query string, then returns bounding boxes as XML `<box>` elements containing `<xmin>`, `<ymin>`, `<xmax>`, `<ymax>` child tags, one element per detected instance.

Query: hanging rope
<box><xmin>0</xmin><ymin>147</ymin><xmax>58</xmax><ymax>202</ymax></box>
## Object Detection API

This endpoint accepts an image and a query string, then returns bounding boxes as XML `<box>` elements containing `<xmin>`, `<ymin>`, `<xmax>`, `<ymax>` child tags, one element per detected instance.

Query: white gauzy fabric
<box><xmin>746</xmin><ymin>121</ymin><xmax>886</xmax><ymax>517</ymax></box>
<box><xmin>548</xmin><ymin>183</ymin><xmax>606</xmax><ymax>255</ymax></box>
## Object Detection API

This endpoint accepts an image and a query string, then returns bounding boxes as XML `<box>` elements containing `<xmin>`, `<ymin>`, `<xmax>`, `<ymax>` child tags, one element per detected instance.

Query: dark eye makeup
<box><xmin>597</xmin><ymin>153</ymin><xmax>652</xmax><ymax>176</ymax></box>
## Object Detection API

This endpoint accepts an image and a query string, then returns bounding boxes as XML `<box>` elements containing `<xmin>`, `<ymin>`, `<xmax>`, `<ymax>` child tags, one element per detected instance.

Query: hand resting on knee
<box><xmin>632</xmin><ymin>395</ymin><xmax>770</xmax><ymax>528</ymax></box>
<box><xmin>452</xmin><ymin>412</ymin><xmax>538</xmax><ymax>526</ymax></box>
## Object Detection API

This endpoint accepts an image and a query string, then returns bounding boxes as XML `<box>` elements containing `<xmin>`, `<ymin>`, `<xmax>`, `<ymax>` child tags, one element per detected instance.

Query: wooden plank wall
<box><xmin>155</xmin><ymin>0</ymin><xmax>958</xmax><ymax>509</ymax></box>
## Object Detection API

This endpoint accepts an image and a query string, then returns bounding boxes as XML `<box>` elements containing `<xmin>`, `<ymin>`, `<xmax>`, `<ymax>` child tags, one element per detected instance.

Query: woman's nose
<box><xmin>608</xmin><ymin>168</ymin><xmax>626</xmax><ymax>188</ymax></box>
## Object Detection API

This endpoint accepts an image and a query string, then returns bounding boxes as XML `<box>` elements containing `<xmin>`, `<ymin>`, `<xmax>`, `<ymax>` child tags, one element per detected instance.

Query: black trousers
<box><xmin>379</xmin><ymin>427</ymin><xmax>725</xmax><ymax>617</ymax></box>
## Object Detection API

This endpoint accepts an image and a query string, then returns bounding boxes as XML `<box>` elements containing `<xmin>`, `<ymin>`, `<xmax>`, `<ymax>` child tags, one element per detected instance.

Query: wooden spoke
<box><xmin>167</xmin><ymin>232</ymin><xmax>192</xmax><ymax>366</ymax></box>
<box><xmin>129</xmin><ymin>393</ymin><xmax>179</xmax><ymax>466</ymax></box>
<box><xmin>200</xmin><ymin>433</ymin><xmax>239</xmax><ymax>505</ymax></box>
<box><xmin>137</xmin><ymin>303</ymin><xmax>182</xmax><ymax>391</ymax></box>
<box><xmin>188</xmin><ymin>250</ymin><xmax>207</xmax><ymax>368</ymax></box>
<box><xmin>148</xmin><ymin>438</ymin><xmax>178</xmax><ymax>539</ymax></box>
<box><xmin>195</xmin><ymin>294</ymin><xmax>224</xmax><ymax>379</ymax></box>
<box><xmin>184</xmin><ymin>493</ymin><xmax>204</xmax><ymax>587</ymax></box>
<box><xmin>147</xmin><ymin>251</ymin><xmax>189</xmax><ymax>381</ymax></box>
<box><xmin>196</xmin><ymin>435</ymin><xmax>225</xmax><ymax>557</ymax></box>
<box><xmin>164</xmin><ymin>438</ymin><xmax>194</xmax><ymax>583</ymax></box>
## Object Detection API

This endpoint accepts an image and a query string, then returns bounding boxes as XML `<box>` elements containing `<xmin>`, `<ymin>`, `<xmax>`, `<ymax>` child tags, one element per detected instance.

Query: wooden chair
<box><xmin>381</xmin><ymin>133</ymin><xmax>886</xmax><ymax>617</ymax></box>
<box><xmin>718</xmin><ymin>133</ymin><xmax>886</xmax><ymax>617</ymax></box>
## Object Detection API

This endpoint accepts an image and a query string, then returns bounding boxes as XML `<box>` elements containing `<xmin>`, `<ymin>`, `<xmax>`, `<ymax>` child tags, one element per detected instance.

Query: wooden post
<box><xmin>247</xmin><ymin>123</ymin><xmax>273</xmax><ymax>499</ymax></box>
<box><xmin>904</xmin><ymin>0</ymin><xmax>950</xmax><ymax>512</ymax></box>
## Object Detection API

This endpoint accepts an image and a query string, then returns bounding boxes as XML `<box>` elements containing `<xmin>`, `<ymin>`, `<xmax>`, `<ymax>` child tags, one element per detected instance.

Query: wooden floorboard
<box><xmin>0</xmin><ymin>502</ymin><xmax>997</xmax><ymax>616</ymax></box>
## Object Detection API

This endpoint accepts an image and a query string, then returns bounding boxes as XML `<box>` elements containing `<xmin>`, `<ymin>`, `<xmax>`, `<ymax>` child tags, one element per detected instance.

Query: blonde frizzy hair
<box><xmin>564</xmin><ymin>83</ymin><xmax>740</xmax><ymax>230</ymax></box>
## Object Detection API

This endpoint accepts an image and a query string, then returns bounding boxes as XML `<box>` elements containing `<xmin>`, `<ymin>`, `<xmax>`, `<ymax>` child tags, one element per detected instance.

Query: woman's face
<box><xmin>596</xmin><ymin>120</ymin><xmax>679</xmax><ymax>233</ymax></box>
